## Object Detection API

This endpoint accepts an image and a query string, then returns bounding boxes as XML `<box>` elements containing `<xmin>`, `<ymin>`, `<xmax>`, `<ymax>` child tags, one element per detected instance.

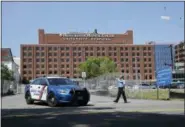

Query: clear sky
<box><xmin>2</xmin><ymin>2</ymin><xmax>184</xmax><ymax>57</ymax></box>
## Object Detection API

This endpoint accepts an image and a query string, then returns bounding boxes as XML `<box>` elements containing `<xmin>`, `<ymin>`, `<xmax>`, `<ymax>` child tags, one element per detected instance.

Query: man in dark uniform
<box><xmin>113</xmin><ymin>75</ymin><xmax>128</xmax><ymax>103</ymax></box>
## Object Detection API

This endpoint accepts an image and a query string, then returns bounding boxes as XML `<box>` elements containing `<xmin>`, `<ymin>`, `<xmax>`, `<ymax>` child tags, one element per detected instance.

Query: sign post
<box><xmin>82</xmin><ymin>72</ymin><xmax>86</xmax><ymax>87</ymax></box>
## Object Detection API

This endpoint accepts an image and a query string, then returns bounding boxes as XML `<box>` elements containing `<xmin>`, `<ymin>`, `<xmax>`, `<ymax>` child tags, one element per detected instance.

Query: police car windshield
<box><xmin>48</xmin><ymin>78</ymin><xmax>75</xmax><ymax>85</ymax></box>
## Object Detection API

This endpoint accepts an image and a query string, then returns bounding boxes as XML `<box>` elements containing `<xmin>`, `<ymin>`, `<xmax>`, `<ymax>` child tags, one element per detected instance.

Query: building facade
<box><xmin>21</xmin><ymin>29</ymin><xmax>155</xmax><ymax>81</ymax></box>
<box><xmin>175</xmin><ymin>41</ymin><xmax>185</xmax><ymax>63</ymax></box>
<box><xmin>154</xmin><ymin>44</ymin><xmax>173</xmax><ymax>72</ymax></box>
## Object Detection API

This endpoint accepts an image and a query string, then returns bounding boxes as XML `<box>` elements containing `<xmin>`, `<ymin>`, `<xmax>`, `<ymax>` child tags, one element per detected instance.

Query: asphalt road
<box><xmin>1</xmin><ymin>94</ymin><xmax>185</xmax><ymax>127</ymax></box>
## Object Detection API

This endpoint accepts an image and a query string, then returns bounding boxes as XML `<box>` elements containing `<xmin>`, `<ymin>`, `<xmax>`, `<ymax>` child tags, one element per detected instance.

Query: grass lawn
<box><xmin>108</xmin><ymin>88</ymin><xmax>184</xmax><ymax>100</ymax></box>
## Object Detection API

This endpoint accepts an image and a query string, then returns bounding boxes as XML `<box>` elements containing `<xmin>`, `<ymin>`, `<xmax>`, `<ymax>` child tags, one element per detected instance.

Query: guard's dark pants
<box><xmin>115</xmin><ymin>87</ymin><xmax>127</xmax><ymax>102</ymax></box>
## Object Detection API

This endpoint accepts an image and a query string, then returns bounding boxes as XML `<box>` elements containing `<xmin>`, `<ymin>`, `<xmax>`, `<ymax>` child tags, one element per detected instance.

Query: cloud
<box><xmin>161</xmin><ymin>16</ymin><xmax>171</xmax><ymax>21</ymax></box>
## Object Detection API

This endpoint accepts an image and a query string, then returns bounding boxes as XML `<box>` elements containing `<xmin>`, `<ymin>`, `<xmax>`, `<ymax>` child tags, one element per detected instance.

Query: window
<box><xmin>48</xmin><ymin>58</ymin><xmax>52</xmax><ymax>62</ymax></box>
<box><xmin>23</xmin><ymin>71</ymin><xmax>27</xmax><ymax>74</ymax></box>
<box><xmin>73</xmin><ymin>47</ymin><xmax>76</xmax><ymax>50</ymax></box>
<box><xmin>73</xmin><ymin>53</ymin><xmax>76</xmax><ymax>56</ymax></box>
<box><xmin>148</xmin><ymin>47</ymin><xmax>151</xmax><ymax>50</ymax></box>
<box><xmin>97</xmin><ymin>47</ymin><xmax>100</xmax><ymax>51</ymax></box>
<box><xmin>66</xmin><ymin>47</ymin><xmax>69</xmax><ymax>50</ymax></box>
<box><xmin>49</xmin><ymin>53</ymin><xmax>52</xmax><ymax>56</ymax></box>
<box><xmin>61</xmin><ymin>59</ymin><xmax>64</xmax><ymax>62</ymax></box>
<box><xmin>36</xmin><ymin>53</ymin><xmax>40</xmax><ymax>56</ymax></box>
<box><xmin>90</xmin><ymin>52</ymin><xmax>93</xmax><ymax>56</ymax></box>
<box><xmin>54</xmin><ymin>53</ymin><xmax>57</xmax><ymax>56</ymax></box>
<box><xmin>78</xmin><ymin>47</ymin><xmax>81</xmax><ymax>50</ymax></box>
<box><xmin>126</xmin><ymin>58</ymin><xmax>128</xmax><ymax>62</ymax></box>
<box><xmin>138</xmin><ymin>70</ymin><xmax>140</xmax><ymax>73</ymax></box>
<box><xmin>126</xmin><ymin>53</ymin><xmax>128</xmax><ymax>56</ymax></box>
<box><xmin>36</xmin><ymin>47</ymin><xmax>40</xmax><ymax>50</ymax></box>
<box><xmin>61</xmin><ymin>47</ymin><xmax>64</xmax><ymax>50</ymax></box>
<box><xmin>41</xmin><ymin>58</ymin><xmax>44</xmax><ymax>62</ymax></box>
<box><xmin>36</xmin><ymin>64</ymin><xmax>40</xmax><ymax>68</ymax></box>
<box><xmin>78</xmin><ymin>52</ymin><xmax>81</xmax><ymax>56</ymax></box>
<box><xmin>144</xmin><ymin>47</ymin><xmax>146</xmax><ymax>50</ymax></box>
<box><xmin>132</xmin><ymin>47</ymin><xmax>135</xmax><ymax>50</ymax></box>
<box><xmin>137</xmin><ymin>53</ymin><xmax>139</xmax><ymax>56</ymax></box>
<box><xmin>36</xmin><ymin>59</ymin><xmax>40</xmax><ymax>62</ymax></box>
<box><xmin>132</xmin><ymin>58</ymin><xmax>135</xmax><ymax>62</ymax></box>
<box><xmin>61</xmin><ymin>53</ymin><xmax>64</xmax><ymax>56</ymax></box>
<box><xmin>32</xmin><ymin>79</ymin><xmax>41</xmax><ymax>85</ymax></box>
<box><xmin>137</xmin><ymin>64</ymin><xmax>140</xmax><ymax>67</ymax></box>
<box><xmin>54</xmin><ymin>64</ymin><xmax>57</xmax><ymax>68</ymax></box>
<box><xmin>149</xmin><ymin>64</ymin><xmax>152</xmax><ymax>67</ymax></box>
<box><xmin>78</xmin><ymin>58</ymin><xmax>81</xmax><ymax>62</ymax></box>
<box><xmin>120</xmin><ymin>47</ymin><xmax>123</xmax><ymax>50</ymax></box>
<box><xmin>66</xmin><ymin>65</ymin><xmax>69</xmax><ymax>68</ymax></box>
<box><xmin>114</xmin><ymin>47</ymin><xmax>116</xmax><ymax>51</ymax></box>
<box><xmin>125</xmin><ymin>47</ymin><xmax>128</xmax><ymax>50</ymax></box>
<box><xmin>41</xmin><ymin>52</ymin><xmax>44</xmax><ymax>56</ymax></box>
<box><xmin>137</xmin><ymin>47</ymin><xmax>139</xmax><ymax>50</ymax></box>
<box><xmin>28</xmin><ymin>52</ymin><xmax>32</xmax><ymax>56</ymax></box>
<box><xmin>109</xmin><ymin>53</ymin><xmax>111</xmax><ymax>56</ymax></box>
<box><xmin>121</xmin><ymin>58</ymin><xmax>124</xmax><ymax>62</ymax></box>
<box><xmin>114</xmin><ymin>53</ymin><xmax>116</xmax><ymax>56</ymax></box>
<box><xmin>145</xmin><ymin>69</ymin><xmax>147</xmax><ymax>73</ymax></box>
<box><xmin>41</xmin><ymin>65</ymin><xmax>44</xmax><ymax>68</ymax></box>
<box><xmin>102</xmin><ymin>47</ymin><xmax>105</xmax><ymax>51</ymax></box>
<box><xmin>54</xmin><ymin>59</ymin><xmax>57</xmax><ymax>62</ymax></box>
<box><xmin>149</xmin><ymin>69</ymin><xmax>152</xmax><ymax>73</ymax></box>
<box><xmin>74</xmin><ymin>58</ymin><xmax>76</xmax><ymax>62</ymax></box>
<box><xmin>61</xmin><ymin>65</ymin><xmax>64</xmax><ymax>68</ymax></box>
<box><xmin>66</xmin><ymin>53</ymin><xmax>69</xmax><ymax>56</ymax></box>
<box><xmin>144</xmin><ymin>64</ymin><xmax>147</xmax><ymax>67</ymax></box>
<box><xmin>148</xmin><ymin>58</ymin><xmax>151</xmax><ymax>61</ymax></box>
<box><xmin>66</xmin><ymin>59</ymin><xmax>70</xmax><ymax>62</ymax></box>
<box><xmin>149</xmin><ymin>75</ymin><xmax>152</xmax><ymax>79</ymax></box>
<box><xmin>132</xmin><ymin>53</ymin><xmax>135</xmax><ymax>56</ymax></box>
<box><xmin>102</xmin><ymin>53</ymin><xmax>105</xmax><ymax>56</ymax></box>
<box><xmin>29</xmin><ymin>59</ymin><xmax>32</xmax><ymax>62</ymax></box>
<box><xmin>48</xmin><ymin>47</ymin><xmax>52</xmax><ymax>50</ymax></box>
<box><xmin>40</xmin><ymin>79</ymin><xmax>47</xmax><ymax>85</ymax></box>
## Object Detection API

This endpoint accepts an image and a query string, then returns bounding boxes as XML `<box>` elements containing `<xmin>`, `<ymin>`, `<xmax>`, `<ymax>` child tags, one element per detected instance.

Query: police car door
<box><xmin>39</xmin><ymin>78</ymin><xmax>48</xmax><ymax>101</ymax></box>
<box><xmin>30</xmin><ymin>79</ymin><xmax>42</xmax><ymax>100</ymax></box>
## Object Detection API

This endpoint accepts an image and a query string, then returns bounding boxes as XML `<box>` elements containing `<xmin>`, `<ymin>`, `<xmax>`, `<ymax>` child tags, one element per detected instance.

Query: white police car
<box><xmin>24</xmin><ymin>76</ymin><xmax>90</xmax><ymax>107</ymax></box>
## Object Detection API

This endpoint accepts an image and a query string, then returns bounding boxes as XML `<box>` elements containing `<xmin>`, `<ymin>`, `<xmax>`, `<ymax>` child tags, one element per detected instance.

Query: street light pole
<box><xmin>169</xmin><ymin>44</ymin><xmax>174</xmax><ymax>100</ymax></box>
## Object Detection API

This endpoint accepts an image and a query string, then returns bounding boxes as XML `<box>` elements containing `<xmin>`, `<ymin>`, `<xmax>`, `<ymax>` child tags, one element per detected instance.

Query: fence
<box><xmin>78</xmin><ymin>72</ymin><xmax>172</xmax><ymax>100</ymax></box>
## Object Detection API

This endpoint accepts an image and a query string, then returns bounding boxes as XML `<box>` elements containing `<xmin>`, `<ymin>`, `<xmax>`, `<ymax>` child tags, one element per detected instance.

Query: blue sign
<box><xmin>156</xmin><ymin>68</ymin><xmax>172</xmax><ymax>86</ymax></box>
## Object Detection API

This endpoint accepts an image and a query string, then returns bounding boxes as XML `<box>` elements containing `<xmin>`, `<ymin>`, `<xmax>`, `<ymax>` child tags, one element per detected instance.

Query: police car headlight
<box><xmin>58</xmin><ymin>89</ymin><xmax>69</xmax><ymax>94</ymax></box>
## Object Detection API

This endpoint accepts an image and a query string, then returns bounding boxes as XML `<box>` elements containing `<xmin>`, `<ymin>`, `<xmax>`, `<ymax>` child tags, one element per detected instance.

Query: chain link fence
<box><xmin>78</xmin><ymin>73</ymin><xmax>170</xmax><ymax>100</ymax></box>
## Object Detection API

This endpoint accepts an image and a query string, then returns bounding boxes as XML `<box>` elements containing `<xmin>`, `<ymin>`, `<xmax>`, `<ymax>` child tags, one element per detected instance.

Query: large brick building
<box><xmin>21</xmin><ymin>29</ymin><xmax>155</xmax><ymax>81</ymax></box>
<box><xmin>175</xmin><ymin>41</ymin><xmax>185</xmax><ymax>63</ymax></box>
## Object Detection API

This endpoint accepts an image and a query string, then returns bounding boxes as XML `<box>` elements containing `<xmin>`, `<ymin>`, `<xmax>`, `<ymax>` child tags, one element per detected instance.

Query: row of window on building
<box><xmin>23</xmin><ymin>46</ymin><xmax>152</xmax><ymax>51</ymax></box>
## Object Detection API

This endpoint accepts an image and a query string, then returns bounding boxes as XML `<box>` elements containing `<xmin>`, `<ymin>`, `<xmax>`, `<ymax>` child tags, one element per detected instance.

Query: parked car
<box><xmin>133</xmin><ymin>84</ymin><xmax>156</xmax><ymax>89</ymax></box>
<box><xmin>24</xmin><ymin>76</ymin><xmax>90</xmax><ymax>107</ymax></box>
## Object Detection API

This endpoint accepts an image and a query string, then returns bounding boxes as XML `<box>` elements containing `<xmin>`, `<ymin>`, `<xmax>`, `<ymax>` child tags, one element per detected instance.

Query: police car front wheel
<box><xmin>47</xmin><ymin>93</ymin><xmax>58</xmax><ymax>107</ymax></box>
<box><xmin>25</xmin><ymin>92</ymin><xmax>34</xmax><ymax>104</ymax></box>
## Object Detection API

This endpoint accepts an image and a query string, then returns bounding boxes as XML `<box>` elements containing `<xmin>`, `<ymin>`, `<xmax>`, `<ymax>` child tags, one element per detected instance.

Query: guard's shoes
<box><xmin>113</xmin><ymin>100</ymin><xmax>118</xmax><ymax>103</ymax></box>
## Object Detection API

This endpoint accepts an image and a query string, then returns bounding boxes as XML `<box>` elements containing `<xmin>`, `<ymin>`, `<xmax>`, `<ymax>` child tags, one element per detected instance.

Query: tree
<box><xmin>78</xmin><ymin>56</ymin><xmax>117</xmax><ymax>79</ymax></box>
<box><xmin>1</xmin><ymin>63</ymin><xmax>14</xmax><ymax>81</ymax></box>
